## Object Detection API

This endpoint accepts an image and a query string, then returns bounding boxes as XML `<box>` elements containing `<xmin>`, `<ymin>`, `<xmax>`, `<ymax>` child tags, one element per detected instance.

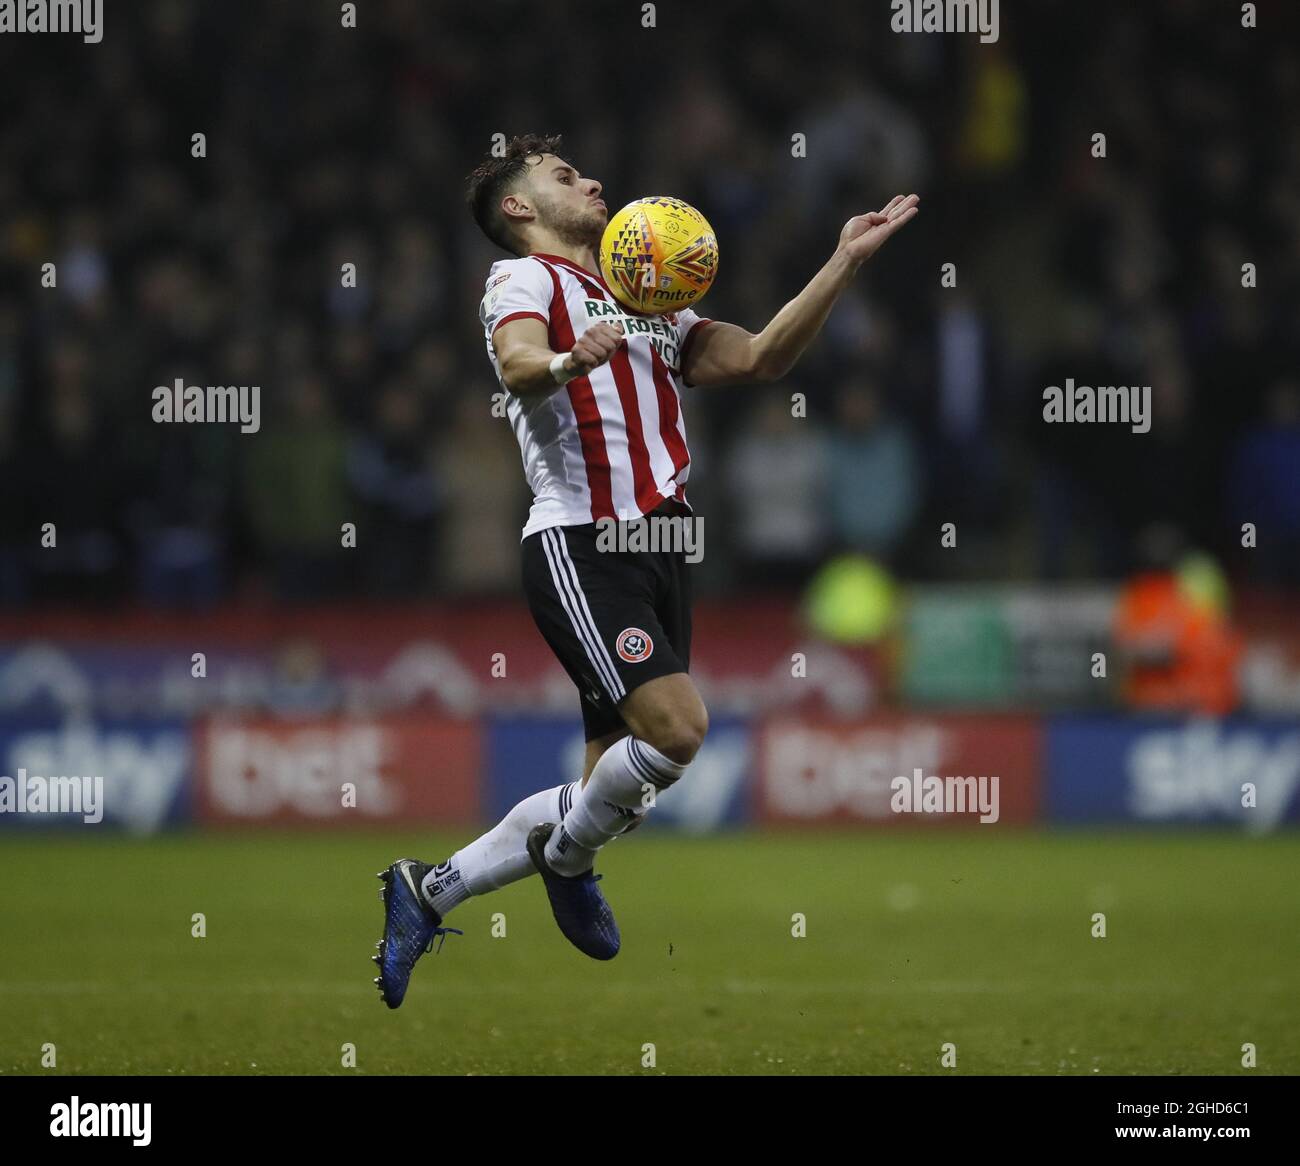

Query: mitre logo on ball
<box><xmin>599</xmin><ymin>196</ymin><xmax>718</xmax><ymax>315</ymax></box>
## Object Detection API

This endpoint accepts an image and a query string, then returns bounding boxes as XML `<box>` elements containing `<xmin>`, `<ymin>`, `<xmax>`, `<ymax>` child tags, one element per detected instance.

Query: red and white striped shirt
<box><xmin>479</xmin><ymin>252</ymin><xmax>713</xmax><ymax>539</ymax></box>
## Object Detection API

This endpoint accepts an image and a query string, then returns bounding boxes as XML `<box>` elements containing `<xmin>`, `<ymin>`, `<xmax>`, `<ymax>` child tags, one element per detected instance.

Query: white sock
<box><xmin>544</xmin><ymin>737</ymin><xmax>686</xmax><ymax>875</ymax></box>
<box><xmin>421</xmin><ymin>781</ymin><xmax>579</xmax><ymax>918</ymax></box>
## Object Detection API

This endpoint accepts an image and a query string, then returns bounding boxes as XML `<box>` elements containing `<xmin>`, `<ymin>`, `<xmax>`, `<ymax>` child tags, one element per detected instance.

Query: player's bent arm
<box><xmin>683</xmin><ymin>194</ymin><xmax>920</xmax><ymax>388</ymax></box>
<box><xmin>678</xmin><ymin>320</ymin><xmax>764</xmax><ymax>388</ymax></box>
<box><xmin>492</xmin><ymin>317</ymin><xmax>568</xmax><ymax>398</ymax></box>
<box><xmin>492</xmin><ymin>317</ymin><xmax>626</xmax><ymax>398</ymax></box>
<box><xmin>682</xmin><ymin>250</ymin><xmax>861</xmax><ymax>388</ymax></box>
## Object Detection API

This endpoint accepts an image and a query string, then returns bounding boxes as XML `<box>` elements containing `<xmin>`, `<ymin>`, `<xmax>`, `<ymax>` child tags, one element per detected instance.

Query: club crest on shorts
<box><xmin>616</xmin><ymin>627</ymin><xmax>654</xmax><ymax>663</ymax></box>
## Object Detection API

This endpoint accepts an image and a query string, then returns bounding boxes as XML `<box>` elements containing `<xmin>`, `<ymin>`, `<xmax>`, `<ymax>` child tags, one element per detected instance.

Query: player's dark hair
<box><xmin>466</xmin><ymin>133</ymin><xmax>570</xmax><ymax>256</ymax></box>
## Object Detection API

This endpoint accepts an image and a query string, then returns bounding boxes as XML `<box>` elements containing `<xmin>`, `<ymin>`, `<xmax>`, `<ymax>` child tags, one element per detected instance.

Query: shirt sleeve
<box><xmin>479</xmin><ymin>258</ymin><xmax>553</xmax><ymax>338</ymax></box>
<box><xmin>676</xmin><ymin>307</ymin><xmax>715</xmax><ymax>388</ymax></box>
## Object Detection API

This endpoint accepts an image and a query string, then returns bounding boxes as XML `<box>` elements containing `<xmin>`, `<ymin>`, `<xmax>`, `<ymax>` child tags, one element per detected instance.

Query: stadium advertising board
<box><xmin>755</xmin><ymin>713</ymin><xmax>1041</xmax><ymax>825</ymax></box>
<box><xmin>1046</xmin><ymin>716</ymin><xmax>1300</xmax><ymax>829</ymax></box>
<box><xmin>194</xmin><ymin>715</ymin><xmax>480</xmax><ymax>826</ymax></box>
<box><xmin>0</xmin><ymin>718</ymin><xmax>191</xmax><ymax>833</ymax></box>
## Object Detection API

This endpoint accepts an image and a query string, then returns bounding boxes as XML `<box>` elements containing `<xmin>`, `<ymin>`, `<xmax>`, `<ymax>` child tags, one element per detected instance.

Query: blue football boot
<box><xmin>373</xmin><ymin>858</ymin><xmax>462</xmax><ymax>1009</ymax></box>
<box><xmin>525</xmin><ymin>824</ymin><xmax>620</xmax><ymax>960</ymax></box>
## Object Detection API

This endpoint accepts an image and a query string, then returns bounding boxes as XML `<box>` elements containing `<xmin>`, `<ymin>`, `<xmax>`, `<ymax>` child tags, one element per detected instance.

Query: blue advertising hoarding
<box><xmin>0</xmin><ymin>718</ymin><xmax>192</xmax><ymax>833</ymax></box>
<box><xmin>1046</xmin><ymin>715</ymin><xmax>1300</xmax><ymax>830</ymax></box>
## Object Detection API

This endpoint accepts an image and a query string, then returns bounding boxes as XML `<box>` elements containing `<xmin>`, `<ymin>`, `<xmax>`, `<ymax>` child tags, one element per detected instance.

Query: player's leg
<box><xmin>375</xmin><ymin>772</ymin><xmax>604</xmax><ymax>1006</ymax></box>
<box><xmin>580</xmin><ymin>724</ymin><xmax>658</xmax><ymax>838</ymax></box>
<box><xmin>419</xmin><ymin>778</ymin><xmax>581</xmax><ymax>917</ymax></box>
<box><xmin>584</xmin><ymin>726</ymin><xmax>628</xmax><ymax>783</ymax></box>
<box><xmin>542</xmin><ymin>521</ymin><xmax>705</xmax><ymax>876</ymax></box>
<box><xmin>543</xmin><ymin>672</ymin><xmax>706</xmax><ymax>876</ymax></box>
<box><xmin>419</xmin><ymin>524</ymin><xmax>631</xmax><ymax>912</ymax></box>
<box><xmin>615</xmin><ymin>671</ymin><xmax>709</xmax><ymax>763</ymax></box>
<box><xmin>373</xmin><ymin>528</ymin><xmax>625</xmax><ymax>1003</ymax></box>
<box><xmin>411</xmin><ymin>720</ymin><xmax>633</xmax><ymax>926</ymax></box>
<box><xmin>519</xmin><ymin>521</ymin><xmax>698</xmax><ymax>956</ymax></box>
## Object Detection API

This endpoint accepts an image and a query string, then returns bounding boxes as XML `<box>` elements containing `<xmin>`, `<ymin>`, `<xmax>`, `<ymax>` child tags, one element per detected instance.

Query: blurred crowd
<box><xmin>1</xmin><ymin>0</ymin><xmax>1297</xmax><ymax>607</ymax></box>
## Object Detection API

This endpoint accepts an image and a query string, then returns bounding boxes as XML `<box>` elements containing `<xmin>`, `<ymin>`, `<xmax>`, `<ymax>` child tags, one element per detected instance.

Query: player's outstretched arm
<box><xmin>682</xmin><ymin>193</ymin><xmax>920</xmax><ymax>388</ymax></box>
<box><xmin>493</xmin><ymin>318</ymin><xmax>626</xmax><ymax>398</ymax></box>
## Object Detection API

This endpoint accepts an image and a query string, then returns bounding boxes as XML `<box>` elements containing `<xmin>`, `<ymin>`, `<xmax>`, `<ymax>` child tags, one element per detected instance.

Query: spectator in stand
<box><xmin>1228</xmin><ymin>379</ymin><xmax>1300</xmax><ymax>586</ymax></box>
<box><xmin>722</xmin><ymin>392</ymin><xmax>830</xmax><ymax>588</ymax></box>
<box><xmin>435</xmin><ymin>392</ymin><xmax>525</xmax><ymax>595</ymax></box>
<box><xmin>242</xmin><ymin>373</ymin><xmax>352</xmax><ymax>601</ymax></box>
<box><xmin>1113</xmin><ymin>526</ymin><xmax>1242</xmax><ymax>717</ymax></box>
<box><xmin>825</xmin><ymin>376</ymin><xmax>920</xmax><ymax>564</ymax></box>
<box><xmin>24</xmin><ymin>346</ymin><xmax>129</xmax><ymax>604</ymax></box>
<box><xmin>346</xmin><ymin>380</ymin><xmax>440</xmax><ymax>596</ymax></box>
<box><xmin>927</xmin><ymin>288</ymin><xmax>1004</xmax><ymax>538</ymax></box>
<box><xmin>1030</xmin><ymin>300</ymin><xmax>1130</xmax><ymax>579</ymax></box>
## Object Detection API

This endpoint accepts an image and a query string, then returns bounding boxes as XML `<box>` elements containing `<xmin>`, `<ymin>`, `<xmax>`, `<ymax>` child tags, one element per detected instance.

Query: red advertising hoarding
<box><xmin>194</xmin><ymin>715</ymin><xmax>480</xmax><ymax>826</ymax></box>
<box><xmin>755</xmin><ymin>713</ymin><xmax>1041</xmax><ymax>825</ymax></box>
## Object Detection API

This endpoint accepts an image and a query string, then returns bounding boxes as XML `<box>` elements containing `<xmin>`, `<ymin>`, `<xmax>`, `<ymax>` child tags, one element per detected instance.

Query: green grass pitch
<box><xmin>1</xmin><ymin>828</ymin><xmax>1296</xmax><ymax>1075</ymax></box>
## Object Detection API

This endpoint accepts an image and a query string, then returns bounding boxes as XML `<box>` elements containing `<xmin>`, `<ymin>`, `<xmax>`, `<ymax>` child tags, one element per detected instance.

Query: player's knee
<box><xmin>651</xmin><ymin>705</ymin><xmax>708</xmax><ymax>765</ymax></box>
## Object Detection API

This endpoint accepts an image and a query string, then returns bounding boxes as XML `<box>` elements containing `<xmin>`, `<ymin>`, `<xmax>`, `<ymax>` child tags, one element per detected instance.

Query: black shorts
<box><xmin>521</xmin><ymin>504</ymin><xmax>694</xmax><ymax>741</ymax></box>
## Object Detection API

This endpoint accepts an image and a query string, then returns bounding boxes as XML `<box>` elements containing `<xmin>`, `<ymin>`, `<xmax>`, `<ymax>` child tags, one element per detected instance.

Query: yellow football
<box><xmin>598</xmin><ymin>196</ymin><xmax>719</xmax><ymax>315</ymax></box>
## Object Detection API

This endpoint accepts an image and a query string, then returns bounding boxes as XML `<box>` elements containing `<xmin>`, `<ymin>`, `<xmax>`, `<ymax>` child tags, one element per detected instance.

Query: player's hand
<box><xmin>837</xmin><ymin>194</ymin><xmax>920</xmax><ymax>265</ymax></box>
<box><xmin>565</xmin><ymin>322</ymin><xmax>626</xmax><ymax>375</ymax></box>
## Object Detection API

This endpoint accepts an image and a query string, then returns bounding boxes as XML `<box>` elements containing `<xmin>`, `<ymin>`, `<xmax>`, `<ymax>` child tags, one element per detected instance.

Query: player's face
<box><xmin>525</xmin><ymin>154</ymin><xmax>607</xmax><ymax>246</ymax></box>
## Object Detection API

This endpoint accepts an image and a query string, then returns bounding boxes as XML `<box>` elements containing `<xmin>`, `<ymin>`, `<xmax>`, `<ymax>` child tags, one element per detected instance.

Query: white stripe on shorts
<box><xmin>540</xmin><ymin>527</ymin><xmax>626</xmax><ymax>701</ymax></box>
